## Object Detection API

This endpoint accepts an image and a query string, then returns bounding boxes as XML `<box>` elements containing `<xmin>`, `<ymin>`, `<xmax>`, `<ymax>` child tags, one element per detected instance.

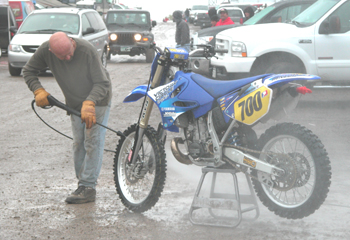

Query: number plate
<box><xmin>234</xmin><ymin>86</ymin><xmax>272</xmax><ymax>125</ymax></box>
<box><xmin>120</xmin><ymin>47</ymin><xmax>131</xmax><ymax>52</ymax></box>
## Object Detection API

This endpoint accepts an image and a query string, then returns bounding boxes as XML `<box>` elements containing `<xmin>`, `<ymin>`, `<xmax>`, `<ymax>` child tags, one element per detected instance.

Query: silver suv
<box><xmin>8</xmin><ymin>7</ymin><xmax>109</xmax><ymax>76</ymax></box>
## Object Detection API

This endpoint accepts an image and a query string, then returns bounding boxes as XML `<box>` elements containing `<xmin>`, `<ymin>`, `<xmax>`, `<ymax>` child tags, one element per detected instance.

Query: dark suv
<box><xmin>105</xmin><ymin>9</ymin><xmax>157</xmax><ymax>63</ymax></box>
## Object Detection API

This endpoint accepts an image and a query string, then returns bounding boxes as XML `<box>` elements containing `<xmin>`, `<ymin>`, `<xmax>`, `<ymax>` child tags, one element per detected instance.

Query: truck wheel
<box><xmin>101</xmin><ymin>49</ymin><xmax>107</xmax><ymax>68</ymax></box>
<box><xmin>145</xmin><ymin>49</ymin><xmax>155</xmax><ymax>63</ymax></box>
<box><xmin>107</xmin><ymin>51</ymin><xmax>111</xmax><ymax>60</ymax></box>
<box><xmin>8</xmin><ymin>64</ymin><xmax>21</xmax><ymax>76</ymax></box>
<box><xmin>266</xmin><ymin>62</ymin><xmax>300</xmax><ymax>74</ymax></box>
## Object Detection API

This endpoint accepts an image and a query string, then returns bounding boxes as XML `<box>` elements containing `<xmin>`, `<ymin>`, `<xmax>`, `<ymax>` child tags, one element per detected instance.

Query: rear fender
<box><xmin>123</xmin><ymin>85</ymin><xmax>148</xmax><ymax>103</ymax></box>
<box><xmin>263</xmin><ymin>73</ymin><xmax>320</xmax><ymax>88</ymax></box>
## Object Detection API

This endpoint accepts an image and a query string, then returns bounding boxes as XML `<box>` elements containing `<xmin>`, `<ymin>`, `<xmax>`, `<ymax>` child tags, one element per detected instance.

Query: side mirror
<box><xmin>83</xmin><ymin>27</ymin><xmax>95</xmax><ymax>35</ymax></box>
<box><xmin>9</xmin><ymin>26</ymin><xmax>17</xmax><ymax>34</ymax></box>
<box><xmin>152</xmin><ymin>20</ymin><xmax>157</xmax><ymax>27</ymax></box>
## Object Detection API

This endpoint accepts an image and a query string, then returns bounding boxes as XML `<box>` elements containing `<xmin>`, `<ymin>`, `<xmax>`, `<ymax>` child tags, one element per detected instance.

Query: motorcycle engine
<box><xmin>185</xmin><ymin>116</ymin><xmax>213</xmax><ymax>159</ymax></box>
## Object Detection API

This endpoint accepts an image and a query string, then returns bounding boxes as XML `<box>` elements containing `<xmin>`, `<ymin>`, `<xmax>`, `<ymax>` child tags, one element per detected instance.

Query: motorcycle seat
<box><xmin>191</xmin><ymin>73</ymin><xmax>272</xmax><ymax>98</ymax></box>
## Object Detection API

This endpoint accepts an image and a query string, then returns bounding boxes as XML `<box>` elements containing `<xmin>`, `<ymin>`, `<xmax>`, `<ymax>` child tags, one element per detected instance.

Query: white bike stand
<box><xmin>188</xmin><ymin>167</ymin><xmax>260</xmax><ymax>228</ymax></box>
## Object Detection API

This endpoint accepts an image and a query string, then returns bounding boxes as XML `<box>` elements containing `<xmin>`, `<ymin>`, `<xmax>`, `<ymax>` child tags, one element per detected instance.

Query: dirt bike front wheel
<box><xmin>113</xmin><ymin>124</ymin><xmax>167</xmax><ymax>213</ymax></box>
<box><xmin>252</xmin><ymin>122</ymin><xmax>331</xmax><ymax>219</ymax></box>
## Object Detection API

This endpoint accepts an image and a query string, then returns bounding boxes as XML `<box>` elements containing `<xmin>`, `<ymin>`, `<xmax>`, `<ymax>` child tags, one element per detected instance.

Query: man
<box><xmin>216</xmin><ymin>8</ymin><xmax>234</xmax><ymax>26</ymax></box>
<box><xmin>23</xmin><ymin>32</ymin><xmax>112</xmax><ymax>204</ymax></box>
<box><xmin>173</xmin><ymin>10</ymin><xmax>190</xmax><ymax>52</ymax></box>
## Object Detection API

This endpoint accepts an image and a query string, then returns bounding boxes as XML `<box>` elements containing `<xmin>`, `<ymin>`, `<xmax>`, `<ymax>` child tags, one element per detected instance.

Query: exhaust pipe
<box><xmin>170</xmin><ymin>137</ymin><xmax>192</xmax><ymax>165</ymax></box>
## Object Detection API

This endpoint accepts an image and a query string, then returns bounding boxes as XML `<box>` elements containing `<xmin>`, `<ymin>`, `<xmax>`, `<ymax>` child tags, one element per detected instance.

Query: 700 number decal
<box><xmin>234</xmin><ymin>86</ymin><xmax>272</xmax><ymax>125</ymax></box>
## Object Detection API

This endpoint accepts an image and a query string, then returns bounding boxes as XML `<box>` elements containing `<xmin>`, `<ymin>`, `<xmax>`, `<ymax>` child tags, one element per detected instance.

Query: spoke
<box><xmin>292</xmin><ymin>187</ymin><xmax>298</xmax><ymax>203</ymax></box>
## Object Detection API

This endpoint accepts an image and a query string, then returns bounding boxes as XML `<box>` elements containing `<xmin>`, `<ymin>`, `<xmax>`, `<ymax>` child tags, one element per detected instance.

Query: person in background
<box><xmin>23</xmin><ymin>32</ymin><xmax>112</xmax><ymax>204</ymax></box>
<box><xmin>184</xmin><ymin>8</ymin><xmax>190</xmax><ymax>22</ymax></box>
<box><xmin>216</xmin><ymin>8</ymin><xmax>234</xmax><ymax>26</ymax></box>
<box><xmin>208</xmin><ymin>7</ymin><xmax>217</xmax><ymax>20</ymax></box>
<box><xmin>244</xmin><ymin>6</ymin><xmax>255</xmax><ymax>21</ymax></box>
<box><xmin>211</xmin><ymin>15</ymin><xmax>219</xmax><ymax>27</ymax></box>
<box><xmin>172</xmin><ymin>10</ymin><xmax>190</xmax><ymax>52</ymax></box>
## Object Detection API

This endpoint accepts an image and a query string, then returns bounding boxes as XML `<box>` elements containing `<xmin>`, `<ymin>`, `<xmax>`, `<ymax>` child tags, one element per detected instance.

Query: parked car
<box><xmin>105</xmin><ymin>9</ymin><xmax>157</xmax><ymax>63</ymax></box>
<box><xmin>194</xmin><ymin>6</ymin><xmax>245</xmax><ymax>29</ymax></box>
<box><xmin>8</xmin><ymin>7</ymin><xmax>109</xmax><ymax>76</ymax></box>
<box><xmin>0</xmin><ymin>5</ymin><xmax>18</xmax><ymax>53</ymax></box>
<box><xmin>75</xmin><ymin>0</ymin><xmax>95</xmax><ymax>9</ymax></box>
<box><xmin>189</xmin><ymin>5</ymin><xmax>208</xmax><ymax>24</ymax></box>
<box><xmin>211</xmin><ymin>0</ymin><xmax>350</xmax><ymax>84</ymax></box>
<box><xmin>190</xmin><ymin>0</ymin><xmax>316</xmax><ymax>78</ymax></box>
<box><xmin>219</xmin><ymin>3</ymin><xmax>259</xmax><ymax>13</ymax></box>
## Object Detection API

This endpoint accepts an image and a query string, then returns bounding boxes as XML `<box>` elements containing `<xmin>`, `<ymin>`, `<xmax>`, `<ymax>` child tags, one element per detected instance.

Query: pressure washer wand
<box><xmin>47</xmin><ymin>95</ymin><xmax>124</xmax><ymax>138</ymax></box>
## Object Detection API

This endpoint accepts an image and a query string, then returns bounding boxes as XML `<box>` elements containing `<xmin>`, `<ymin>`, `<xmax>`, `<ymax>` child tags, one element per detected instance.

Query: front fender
<box><xmin>123</xmin><ymin>85</ymin><xmax>148</xmax><ymax>103</ymax></box>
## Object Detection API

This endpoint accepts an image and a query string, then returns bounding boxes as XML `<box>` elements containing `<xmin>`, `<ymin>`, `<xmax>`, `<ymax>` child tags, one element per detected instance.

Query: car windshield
<box><xmin>106</xmin><ymin>12</ymin><xmax>150</xmax><ymax>26</ymax></box>
<box><xmin>244</xmin><ymin>5</ymin><xmax>276</xmax><ymax>25</ymax></box>
<box><xmin>192</xmin><ymin>5</ymin><xmax>208</xmax><ymax>10</ymax></box>
<box><xmin>19</xmin><ymin>13</ymin><xmax>80</xmax><ymax>34</ymax></box>
<box><xmin>292</xmin><ymin>0</ymin><xmax>340</xmax><ymax>26</ymax></box>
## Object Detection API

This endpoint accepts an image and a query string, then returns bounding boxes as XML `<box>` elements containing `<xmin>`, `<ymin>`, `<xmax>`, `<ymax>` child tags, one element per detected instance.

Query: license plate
<box><xmin>120</xmin><ymin>47</ymin><xmax>131</xmax><ymax>52</ymax></box>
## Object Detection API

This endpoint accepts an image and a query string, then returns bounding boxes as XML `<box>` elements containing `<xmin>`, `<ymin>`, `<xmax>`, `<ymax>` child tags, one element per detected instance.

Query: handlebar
<box><xmin>215</xmin><ymin>49</ymin><xmax>229</xmax><ymax>54</ymax></box>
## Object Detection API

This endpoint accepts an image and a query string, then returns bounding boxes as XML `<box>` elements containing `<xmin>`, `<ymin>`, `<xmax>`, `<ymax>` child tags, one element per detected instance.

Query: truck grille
<box><xmin>22</xmin><ymin>45</ymin><xmax>39</xmax><ymax>53</ymax></box>
<box><xmin>117</xmin><ymin>33</ymin><xmax>135</xmax><ymax>45</ymax></box>
<box><xmin>197</xmin><ymin>13</ymin><xmax>209</xmax><ymax>20</ymax></box>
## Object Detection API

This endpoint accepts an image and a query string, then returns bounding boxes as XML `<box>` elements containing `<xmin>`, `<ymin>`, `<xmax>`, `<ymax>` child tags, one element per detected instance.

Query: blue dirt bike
<box><xmin>113</xmin><ymin>44</ymin><xmax>331</xmax><ymax>219</ymax></box>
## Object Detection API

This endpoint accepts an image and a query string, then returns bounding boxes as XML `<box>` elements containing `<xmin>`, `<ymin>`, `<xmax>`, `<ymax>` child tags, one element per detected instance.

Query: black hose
<box><xmin>31</xmin><ymin>99</ymin><xmax>124</xmax><ymax>153</ymax></box>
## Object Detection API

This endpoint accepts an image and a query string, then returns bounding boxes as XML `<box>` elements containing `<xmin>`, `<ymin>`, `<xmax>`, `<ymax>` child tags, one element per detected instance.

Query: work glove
<box><xmin>34</xmin><ymin>88</ymin><xmax>50</xmax><ymax>107</ymax></box>
<box><xmin>81</xmin><ymin>100</ymin><xmax>96</xmax><ymax>129</ymax></box>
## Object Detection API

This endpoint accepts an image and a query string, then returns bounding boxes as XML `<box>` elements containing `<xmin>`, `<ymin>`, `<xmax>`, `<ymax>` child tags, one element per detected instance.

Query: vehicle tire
<box><xmin>113</xmin><ymin>124</ymin><xmax>167</xmax><ymax>213</ymax></box>
<box><xmin>107</xmin><ymin>51</ymin><xmax>111</xmax><ymax>60</ymax></box>
<box><xmin>251</xmin><ymin>122</ymin><xmax>331</xmax><ymax>219</ymax></box>
<box><xmin>101</xmin><ymin>49</ymin><xmax>107</xmax><ymax>68</ymax></box>
<box><xmin>8</xmin><ymin>63</ymin><xmax>22</xmax><ymax>76</ymax></box>
<box><xmin>145</xmin><ymin>48</ymin><xmax>155</xmax><ymax>63</ymax></box>
<box><xmin>265</xmin><ymin>62</ymin><xmax>300</xmax><ymax>74</ymax></box>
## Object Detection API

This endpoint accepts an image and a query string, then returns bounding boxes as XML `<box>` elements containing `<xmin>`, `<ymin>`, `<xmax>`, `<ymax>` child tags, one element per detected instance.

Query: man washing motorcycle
<box><xmin>23</xmin><ymin>32</ymin><xmax>112</xmax><ymax>204</ymax></box>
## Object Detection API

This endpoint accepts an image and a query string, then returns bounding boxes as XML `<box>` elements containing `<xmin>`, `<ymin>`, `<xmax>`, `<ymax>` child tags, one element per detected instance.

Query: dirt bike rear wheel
<box><xmin>252</xmin><ymin>122</ymin><xmax>331</xmax><ymax>219</ymax></box>
<box><xmin>113</xmin><ymin>124</ymin><xmax>166</xmax><ymax>213</ymax></box>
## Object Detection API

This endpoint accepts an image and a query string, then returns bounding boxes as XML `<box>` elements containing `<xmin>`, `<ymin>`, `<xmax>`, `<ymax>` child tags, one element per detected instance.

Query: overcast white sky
<box><xmin>119</xmin><ymin>0</ymin><xmax>277</xmax><ymax>21</ymax></box>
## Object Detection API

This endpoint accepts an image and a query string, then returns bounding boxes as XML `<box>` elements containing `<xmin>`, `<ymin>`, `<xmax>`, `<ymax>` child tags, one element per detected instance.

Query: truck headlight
<box><xmin>110</xmin><ymin>34</ymin><xmax>117</xmax><ymax>41</ymax></box>
<box><xmin>134</xmin><ymin>33</ymin><xmax>142</xmax><ymax>41</ymax></box>
<box><xmin>9</xmin><ymin>44</ymin><xmax>21</xmax><ymax>52</ymax></box>
<box><xmin>231</xmin><ymin>41</ymin><xmax>247</xmax><ymax>57</ymax></box>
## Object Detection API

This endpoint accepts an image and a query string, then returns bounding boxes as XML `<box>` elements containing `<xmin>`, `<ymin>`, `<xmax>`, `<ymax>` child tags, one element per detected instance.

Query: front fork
<box><xmin>130</xmin><ymin>56</ymin><xmax>166</xmax><ymax>164</ymax></box>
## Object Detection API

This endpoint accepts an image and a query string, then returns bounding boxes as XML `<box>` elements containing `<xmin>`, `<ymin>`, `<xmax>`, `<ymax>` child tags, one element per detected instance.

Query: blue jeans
<box><xmin>70</xmin><ymin>102</ymin><xmax>111</xmax><ymax>189</ymax></box>
<box><xmin>176</xmin><ymin>44</ymin><xmax>191</xmax><ymax>53</ymax></box>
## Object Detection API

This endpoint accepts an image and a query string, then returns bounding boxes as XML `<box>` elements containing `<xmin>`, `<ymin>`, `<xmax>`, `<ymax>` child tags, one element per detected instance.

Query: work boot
<box><xmin>65</xmin><ymin>186</ymin><xmax>96</xmax><ymax>204</ymax></box>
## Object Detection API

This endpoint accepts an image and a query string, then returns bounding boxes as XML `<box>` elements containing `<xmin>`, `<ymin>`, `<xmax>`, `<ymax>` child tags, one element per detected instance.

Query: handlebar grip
<box><xmin>215</xmin><ymin>49</ymin><xmax>228</xmax><ymax>54</ymax></box>
<box><xmin>47</xmin><ymin>95</ymin><xmax>81</xmax><ymax>117</ymax></box>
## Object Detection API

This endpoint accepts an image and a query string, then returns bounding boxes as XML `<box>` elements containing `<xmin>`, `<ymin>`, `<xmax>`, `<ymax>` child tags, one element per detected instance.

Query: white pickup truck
<box><xmin>211</xmin><ymin>0</ymin><xmax>350</xmax><ymax>84</ymax></box>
